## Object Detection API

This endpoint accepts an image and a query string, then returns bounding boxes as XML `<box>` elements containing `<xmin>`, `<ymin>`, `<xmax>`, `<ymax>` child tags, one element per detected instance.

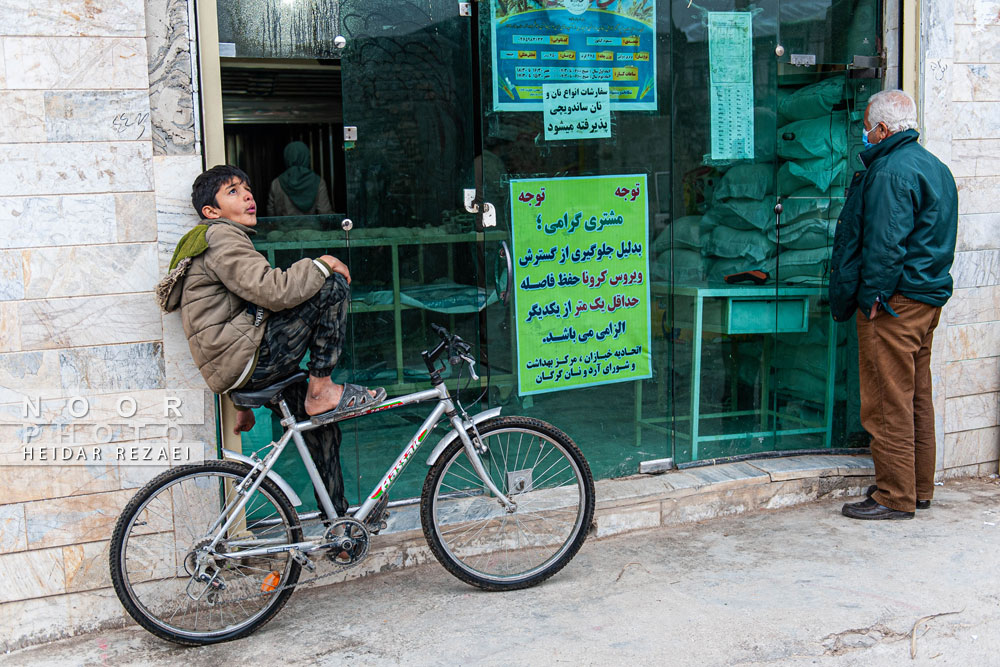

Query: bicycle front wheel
<box><xmin>420</xmin><ymin>416</ymin><xmax>595</xmax><ymax>590</ymax></box>
<box><xmin>109</xmin><ymin>461</ymin><xmax>302</xmax><ymax>645</ymax></box>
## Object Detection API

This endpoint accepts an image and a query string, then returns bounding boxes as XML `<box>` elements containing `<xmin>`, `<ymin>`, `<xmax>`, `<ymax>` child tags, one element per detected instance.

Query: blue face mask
<box><xmin>862</xmin><ymin>123</ymin><xmax>881</xmax><ymax>149</ymax></box>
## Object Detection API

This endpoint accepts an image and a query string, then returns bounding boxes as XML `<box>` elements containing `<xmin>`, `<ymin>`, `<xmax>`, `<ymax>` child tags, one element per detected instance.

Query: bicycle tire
<box><xmin>420</xmin><ymin>416</ymin><xmax>595</xmax><ymax>591</ymax></box>
<box><xmin>109</xmin><ymin>461</ymin><xmax>302</xmax><ymax>645</ymax></box>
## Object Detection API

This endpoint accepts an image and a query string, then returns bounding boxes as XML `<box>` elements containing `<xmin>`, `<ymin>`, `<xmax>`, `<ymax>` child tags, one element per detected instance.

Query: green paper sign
<box><xmin>510</xmin><ymin>175</ymin><xmax>652</xmax><ymax>396</ymax></box>
<box><xmin>708</xmin><ymin>11</ymin><xmax>754</xmax><ymax>160</ymax></box>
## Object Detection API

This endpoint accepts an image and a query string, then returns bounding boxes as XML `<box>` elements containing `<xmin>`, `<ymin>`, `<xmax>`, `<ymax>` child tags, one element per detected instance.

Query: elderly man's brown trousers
<box><xmin>856</xmin><ymin>294</ymin><xmax>941</xmax><ymax>513</ymax></box>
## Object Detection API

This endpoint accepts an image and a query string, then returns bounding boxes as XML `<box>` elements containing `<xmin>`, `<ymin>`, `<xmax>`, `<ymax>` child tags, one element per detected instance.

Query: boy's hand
<box><xmin>318</xmin><ymin>255</ymin><xmax>351</xmax><ymax>284</ymax></box>
<box><xmin>233</xmin><ymin>408</ymin><xmax>255</xmax><ymax>435</ymax></box>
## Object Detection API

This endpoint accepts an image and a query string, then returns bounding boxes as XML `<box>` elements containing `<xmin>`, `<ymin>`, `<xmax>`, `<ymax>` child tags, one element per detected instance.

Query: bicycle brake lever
<box><xmin>460</xmin><ymin>354</ymin><xmax>479</xmax><ymax>381</ymax></box>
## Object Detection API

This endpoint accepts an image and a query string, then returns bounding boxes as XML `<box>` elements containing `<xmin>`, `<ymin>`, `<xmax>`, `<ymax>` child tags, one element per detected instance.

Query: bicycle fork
<box><xmin>449</xmin><ymin>412</ymin><xmax>517</xmax><ymax>513</ymax></box>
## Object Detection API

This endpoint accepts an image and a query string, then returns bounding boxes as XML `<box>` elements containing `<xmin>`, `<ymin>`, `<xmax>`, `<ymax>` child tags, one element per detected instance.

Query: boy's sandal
<box><xmin>311</xmin><ymin>383</ymin><xmax>387</xmax><ymax>425</ymax></box>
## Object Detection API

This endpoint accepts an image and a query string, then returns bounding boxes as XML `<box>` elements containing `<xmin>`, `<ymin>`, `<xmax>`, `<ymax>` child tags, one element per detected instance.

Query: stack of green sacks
<box><xmin>651</xmin><ymin>214</ymin><xmax>713</xmax><ymax>283</ymax></box>
<box><xmin>699</xmin><ymin>163</ymin><xmax>777</xmax><ymax>282</ymax></box>
<box><xmin>770</xmin><ymin>77</ymin><xmax>849</xmax><ymax>284</ymax></box>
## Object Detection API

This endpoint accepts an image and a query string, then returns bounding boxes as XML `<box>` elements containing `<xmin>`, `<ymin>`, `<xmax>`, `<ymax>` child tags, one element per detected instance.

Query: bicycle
<box><xmin>109</xmin><ymin>324</ymin><xmax>596</xmax><ymax>645</ymax></box>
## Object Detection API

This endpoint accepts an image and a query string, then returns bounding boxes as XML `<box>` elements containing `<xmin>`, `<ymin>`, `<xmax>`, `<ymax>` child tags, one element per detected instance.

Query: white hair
<box><xmin>867</xmin><ymin>89</ymin><xmax>918</xmax><ymax>133</ymax></box>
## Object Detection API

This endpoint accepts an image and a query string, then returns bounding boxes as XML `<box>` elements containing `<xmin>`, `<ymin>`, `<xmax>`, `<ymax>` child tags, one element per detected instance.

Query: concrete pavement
<box><xmin>4</xmin><ymin>477</ymin><xmax>1000</xmax><ymax>666</ymax></box>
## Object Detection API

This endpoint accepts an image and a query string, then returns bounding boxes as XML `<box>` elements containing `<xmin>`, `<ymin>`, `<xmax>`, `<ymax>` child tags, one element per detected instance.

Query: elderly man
<box><xmin>829</xmin><ymin>89</ymin><xmax>958</xmax><ymax>520</ymax></box>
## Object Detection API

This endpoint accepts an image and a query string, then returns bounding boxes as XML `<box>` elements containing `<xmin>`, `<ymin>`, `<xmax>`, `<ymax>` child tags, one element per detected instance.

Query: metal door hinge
<box><xmin>343</xmin><ymin>126</ymin><xmax>357</xmax><ymax>142</ymax></box>
<box><xmin>459</xmin><ymin>2</ymin><xmax>471</xmax><ymax>16</ymax></box>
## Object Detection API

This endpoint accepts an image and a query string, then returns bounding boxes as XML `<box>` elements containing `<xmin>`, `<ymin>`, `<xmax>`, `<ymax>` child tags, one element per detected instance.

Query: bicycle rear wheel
<box><xmin>109</xmin><ymin>461</ymin><xmax>302</xmax><ymax>645</ymax></box>
<box><xmin>420</xmin><ymin>416</ymin><xmax>595</xmax><ymax>590</ymax></box>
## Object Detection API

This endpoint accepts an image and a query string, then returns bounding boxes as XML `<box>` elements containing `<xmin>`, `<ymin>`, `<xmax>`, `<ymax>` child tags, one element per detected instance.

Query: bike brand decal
<box><xmin>370</xmin><ymin>428</ymin><xmax>430</xmax><ymax>500</ymax></box>
<box><xmin>360</xmin><ymin>400</ymin><xmax>404</xmax><ymax>416</ymax></box>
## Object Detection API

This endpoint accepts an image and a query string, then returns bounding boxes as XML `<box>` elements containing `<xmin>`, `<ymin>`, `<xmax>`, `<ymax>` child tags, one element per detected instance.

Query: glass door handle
<box><xmin>463</xmin><ymin>189</ymin><xmax>497</xmax><ymax>227</ymax></box>
<box><xmin>496</xmin><ymin>241</ymin><xmax>513</xmax><ymax>306</ymax></box>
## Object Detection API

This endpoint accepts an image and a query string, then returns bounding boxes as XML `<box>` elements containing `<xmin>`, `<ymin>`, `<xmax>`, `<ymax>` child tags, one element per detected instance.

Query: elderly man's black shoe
<box><xmin>842</xmin><ymin>497</ymin><xmax>915</xmax><ymax>520</ymax></box>
<box><xmin>865</xmin><ymin>484</ymin><xmax>930</xmax><ymax>510</ymax></box>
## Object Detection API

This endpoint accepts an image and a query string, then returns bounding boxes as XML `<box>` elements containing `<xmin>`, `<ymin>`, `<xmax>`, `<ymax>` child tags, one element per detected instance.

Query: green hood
<box><xmin>168</xmin><ymin>224</ymin><xmax>210</xmax><ymax>271</ymax></box>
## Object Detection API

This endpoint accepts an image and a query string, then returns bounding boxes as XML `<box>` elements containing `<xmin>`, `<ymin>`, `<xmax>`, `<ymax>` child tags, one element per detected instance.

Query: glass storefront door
<box><xmin>336</xmin><ymin>0</ymin><xmax>484</xmax><ymax>503</ymax></box>
<box><xmin>477</xmin><ymin>0</ymin><xmax>673</xmax><ymax>478</ymax></box>
<box><xmin>771</xmin><ymin>0</ymin><xmax>882</xmax><ymax>450</ymax></box>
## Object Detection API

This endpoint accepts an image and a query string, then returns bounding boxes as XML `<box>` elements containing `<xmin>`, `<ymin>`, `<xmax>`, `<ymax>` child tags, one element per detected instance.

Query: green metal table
<box><xmin>638</xmin><ymin>283</ymin><xmax>837</xmax><ymax>461</ymax></box>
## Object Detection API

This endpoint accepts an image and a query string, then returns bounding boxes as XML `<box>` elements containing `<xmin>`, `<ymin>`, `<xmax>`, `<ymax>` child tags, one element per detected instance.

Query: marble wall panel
<box><xmin>58</xmin><ymin>342</ymin><xmax>165</xmax><ymax>396</ymax></box>
<box><xmin>944</xmin><ymin>426</ymin><xmax>1000</xmax><ymax>468</ymax></box>
<box><xmin>953</xmin><ymin>64</ymin><xmax>1000</xmax><ymax>102</ymax></box>
<box><xmin>947</xmin><ymin>321</ymin><xmax>1000</xmax><ymax>361</ymax></box>
<box><xmin>955</xmin><ymin>25</ymin><xmax>1000</xmax><ymax>63</ymax></box>
<box><xmin>957</xmin><ymin>213</ymin><xmax>1000</xmax><ymax>252</ymax></box>
<box><xmin>955</xmin><ymin>176</ymin><xmax>1000</xmax><ymax>214</ymax></box>
<box><xmin>952</xmin><ymin>101</ymin><xmax>1000</xmax><ymax>139</ymax></box>
<box><xmin>0</xmin><ymin>302</ymin><xmax>20</xmax><ymax>353</ymax></box>
<box><xmin>0</xmin><ymin>0</ymin><xmax>145</xmax><ymax>37</ymax></box>
<box><xmin>21</xmin><ymin>243</ymin><xmax>158</xmax><ymax>299</ymax></box>
<box><xmin>18</xmin><ymin>293</ymin><xmax>161</xmax><ymax>350</ymax></box>
<box><xmin>947</xmin><ymin>357</ymin><xmax>1000</xmax><ymax>397</ymax></box>
<box><xmin>146</xmin><ymin>0</ymin><xmax>197</xmax><ymax>155</ymax></box>
<box><xmin>944</xmin><ymin>391</ymin><xmax>1000</xmax><ymax>433</ymax></box>
<box><xmin>2</xmin><ymin>37</ymin><xmax>148</xmax><ymax>90</ymax></box>
<box><xmin>0</xmin><ymin>351</ymin><xmax>63</xmax><ymax>403</ymax></box>
<box><xmin>0</xmin><ymin>503</ymin><xmax>26</xmax><ymax>553</ymax></box>
<box><xmin>0</xmin><ymin>250</ymin><xmax>24</xmax><ymax>301</ymax></box>
<box><xmin>946</xmin><ymin>285</ymin><xmax>1000</xmax><ymax>324</ymax></box>
<box><xmin>0</xmin><ymin>547</ymin><xmax>65</xmax><ymax>603</ymax></box>
<box><xmin>922</xmin><ymin>0</ymin><xmax>955</xmax><ymax>60</ymax></box>
<box><xmin>0</xmin><ymin>594</ymin><xmax>75</xmax><ymax>652</ymax></box>
<box><xmin>952</xmin><ymin>140</ymin><xmax>1000</xmax><ymax>179</ymax></box>
<box><xmin>23</xmin><ymin>489</ymin><xmax>131</xmax><ymax>550</ymax></box>
<box><xmin>0</xmin><ymin>194</ymin><xmax>117</xmax><ymax>249</ymax></box>
<box><xmin>951</xmin><ymin>249</ymin><xmax>1000</xmax><ymax>288</ymax></box>
<box><xmin>0</xmin><ymin>389</ymin><xmax>208</xmax><ymax>455</ymax></box>
<box><xmin>64</xmin><ymin>588</ymin><xmax>130</xmax><ymax>638</ymax></box>
<box><xmin>0</xmin><ymin>388</ymin><xmax>206</xmax><ymax>426</ymax></box>
<box><xmin>954</xmin><ymin>0</ymin><xmax>1000</xmax><ymax>26</ymax></box>
<box><xmin>115</xmin><ymin>192</ymin><xmax>157</xmax><ymax>242</ymax></box>
<box><xmin>44</xmin><ymin>90</ymin><xmax>151</xmax><ymax>143</ymax></box>
<box><xmin>921</xmin><ymin>59</ymin><xmax>953</xmax><ymax>159</ymax></box>
<box><xmin>161</xmin><ymin>313</ymin><xmax>204</xmax><ymax>391</ymax></box>
<box><xmin>0</xmin><ymin>463</ymin><xmax>120</xmax><ymax>506</ymax></box>
<box><xmin>154</xmin><ymin>155</ymin><xmax>204</xmax><ymax>272</ymax></box>
<box><xmin>62</xmin><ymin>540</ymin><xmax>110</xmax><ymax>593</ymax></box>
<box><xmin>0</xmin><ymin>91</ymin><xmax>45</xmax><ymax>143</ymax></box>
<box><xmin>0</xmin><ymin>39</ymin><xmax>6</xmax><ymax>89</ymax></box>
<box><xmin>0</xmin><ymin>142</ymin><xmax>153</xmax><ymax>197</ymax></box>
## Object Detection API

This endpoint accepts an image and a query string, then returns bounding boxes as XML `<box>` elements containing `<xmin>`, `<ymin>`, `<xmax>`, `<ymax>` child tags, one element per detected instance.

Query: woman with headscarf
<box><xmin>268</xmin><ymin>141</ymin><xmax>334</xmax><ymax>217</ymax></box>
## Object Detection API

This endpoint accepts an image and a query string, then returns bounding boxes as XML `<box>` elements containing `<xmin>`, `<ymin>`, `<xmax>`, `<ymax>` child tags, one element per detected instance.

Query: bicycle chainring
<box><xmin>323</xmin><ymin>518</ymin><xmax>370</xmax><ymax>566</ymax></box>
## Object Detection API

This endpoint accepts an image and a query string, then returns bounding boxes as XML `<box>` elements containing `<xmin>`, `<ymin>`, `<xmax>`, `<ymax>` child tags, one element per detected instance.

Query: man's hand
<box><xmin>869</xmin><ymin>303</ymin><xmax>878</xmax><ymax>320</ymax></box>
<box><xmin>318</xmin><ymin>254</ymin><xmax>351</xmax><ymax>284</ymax></box>
<box><xmin>233</xmin><ymin>408</ymin><xmax>255</xmax><ymax>435</ymax></box>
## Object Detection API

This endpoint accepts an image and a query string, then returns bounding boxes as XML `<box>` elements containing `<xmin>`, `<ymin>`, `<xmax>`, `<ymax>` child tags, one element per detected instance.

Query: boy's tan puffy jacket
<box><xmin>160</xmin><ymin>219</ymin><xmax>327</xmax><ymax>394</ymax></box>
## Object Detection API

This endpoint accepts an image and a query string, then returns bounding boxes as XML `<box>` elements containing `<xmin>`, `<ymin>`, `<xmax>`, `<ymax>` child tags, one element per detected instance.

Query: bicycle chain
<box><xmin>208</xmin><ymin>546</ymin><xmax>365</xmax><ymax>607</ymax></box>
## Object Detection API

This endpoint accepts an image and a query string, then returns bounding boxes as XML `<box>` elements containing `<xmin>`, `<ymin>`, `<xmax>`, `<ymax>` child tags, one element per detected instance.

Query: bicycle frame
<box><xmin>207</xmin><ymin>381</ymin><xmax>511</xmax><ymax>561</ymax></box>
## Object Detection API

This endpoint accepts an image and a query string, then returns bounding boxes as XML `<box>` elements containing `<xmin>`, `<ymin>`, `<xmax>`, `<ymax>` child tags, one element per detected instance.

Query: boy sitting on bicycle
<box><xmin>156</xmin><ymin>164</ymin><xmax>384</xmax><ymax>516</ymax></box>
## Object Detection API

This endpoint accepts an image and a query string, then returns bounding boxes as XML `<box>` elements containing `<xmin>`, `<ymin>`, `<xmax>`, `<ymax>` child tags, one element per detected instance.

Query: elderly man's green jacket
<box><xmin>828</xmin><ymin>129</ymin><xmax>958</xmax><ymax>322</ymax></box>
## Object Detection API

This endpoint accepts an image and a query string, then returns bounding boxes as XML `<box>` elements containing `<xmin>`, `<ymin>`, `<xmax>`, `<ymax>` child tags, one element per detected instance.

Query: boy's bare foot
<box><xmin>304</xmin><ymin>375</ymin><xmax>377</xmax><ymax>415</ymax></box>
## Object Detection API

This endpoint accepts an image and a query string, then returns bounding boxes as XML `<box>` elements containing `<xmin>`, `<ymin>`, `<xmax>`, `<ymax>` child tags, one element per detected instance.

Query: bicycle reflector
<box><xmin>261</xmin><ymin>571</ymin><xmax>281</xmax><ymax>593</ymax></box>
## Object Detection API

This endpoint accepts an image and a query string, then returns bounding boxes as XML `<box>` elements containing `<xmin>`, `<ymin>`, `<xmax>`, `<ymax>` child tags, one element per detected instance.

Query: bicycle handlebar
<box><xmin>424</xmin><ymin>324</ymin><xmax>477</xmax><ymax>380</ymax></box>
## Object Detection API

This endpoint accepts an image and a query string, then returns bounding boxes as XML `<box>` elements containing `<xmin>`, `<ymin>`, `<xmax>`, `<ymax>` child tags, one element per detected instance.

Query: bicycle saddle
<box><xmin>229</xmin><ymin>372</ymin><xmax>308</xmax><ymax>409</ymax></box>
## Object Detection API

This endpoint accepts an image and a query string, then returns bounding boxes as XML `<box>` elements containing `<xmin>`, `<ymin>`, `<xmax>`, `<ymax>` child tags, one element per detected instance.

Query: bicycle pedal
<box><xmin>290</xmin><ymin>548</ymin><xmax>316</xmax><ymax>572</ymax></box>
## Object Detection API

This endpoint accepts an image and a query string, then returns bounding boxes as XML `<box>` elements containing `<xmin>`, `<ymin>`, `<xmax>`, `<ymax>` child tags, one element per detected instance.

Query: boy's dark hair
<box><xmin>191</xmin><ymin>165</ymin><xmax>251</xmax><ymax>218</ymax></box>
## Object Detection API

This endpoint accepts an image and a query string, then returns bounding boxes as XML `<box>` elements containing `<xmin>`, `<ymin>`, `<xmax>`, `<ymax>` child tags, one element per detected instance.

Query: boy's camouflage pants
<box><xmin>243</xmin><ymin>273</ymin><xmax>351</xmax><ymax>517</ymax></box>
